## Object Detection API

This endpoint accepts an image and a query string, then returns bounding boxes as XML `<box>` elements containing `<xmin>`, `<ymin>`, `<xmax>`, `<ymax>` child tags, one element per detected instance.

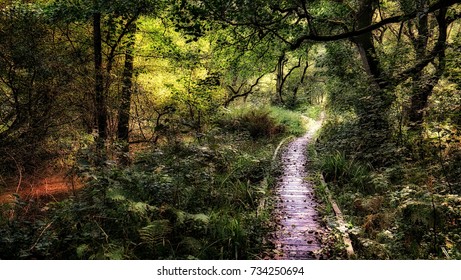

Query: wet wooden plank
<box><xmin>271</xmin><ymin>120</ymin><xmax>325</xmax><ymax>260</ymax></box>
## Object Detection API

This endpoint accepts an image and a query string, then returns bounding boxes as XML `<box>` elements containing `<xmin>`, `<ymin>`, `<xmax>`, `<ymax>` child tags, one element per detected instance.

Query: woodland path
<box><xmin>272</xmin><ymin>116</ymin><xmax>325</xmax><ymax>259</ymax></box>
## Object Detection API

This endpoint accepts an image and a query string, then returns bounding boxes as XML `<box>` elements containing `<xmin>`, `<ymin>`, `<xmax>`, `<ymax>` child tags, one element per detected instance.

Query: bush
<box><xmin>240</xmin><ymin>109</ymin><xmax>284</xmax><ymax>139</ymax></box>
<box><xmin>217</xmin><ymin>105</ymin><xmax>305</xmax><ymax>139</ymax></box>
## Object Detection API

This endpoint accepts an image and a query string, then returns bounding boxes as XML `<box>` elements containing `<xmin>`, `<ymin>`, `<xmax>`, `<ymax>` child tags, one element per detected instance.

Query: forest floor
<box><xmin>271</xmin><ymin>116</ymin><xmax>328</xmax><ymax>259</ymax></box>
<box><xmin>0</xmin><ymin>172</ymin><xmax>82</xmax><ymax>204</ymax></box>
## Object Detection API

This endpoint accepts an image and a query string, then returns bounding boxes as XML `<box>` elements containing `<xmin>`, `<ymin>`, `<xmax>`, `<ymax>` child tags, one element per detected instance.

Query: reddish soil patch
<box><xmin>0</xmin><ymin>173</ymin><xmax>84</xmax><ymax>204</ymax></box>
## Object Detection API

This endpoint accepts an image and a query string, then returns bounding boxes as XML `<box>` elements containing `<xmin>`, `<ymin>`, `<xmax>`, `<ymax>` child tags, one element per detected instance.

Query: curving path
<box><xmin>272</xmin><ymin>117</ymin><xmax>325</xmax><ymax>259</ymax></box>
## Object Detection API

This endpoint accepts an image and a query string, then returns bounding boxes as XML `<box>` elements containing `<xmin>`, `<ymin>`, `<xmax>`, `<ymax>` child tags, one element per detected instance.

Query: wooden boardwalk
<box><xmin>273</xmin><ymin>119</ymin><xmax>324</xmax><ymax>259</ymax></box>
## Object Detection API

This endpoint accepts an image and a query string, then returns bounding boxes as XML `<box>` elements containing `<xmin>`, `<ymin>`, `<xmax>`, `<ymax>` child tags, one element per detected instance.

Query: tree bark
<box><xmin>117</xmin><ymin>22</ymin><xmax>136</xmax><ymax>143</ymax></box>
<box><xmin>352</xmin><ymin>0</ymin><xmax>387</xmax><ymax>88</ymax></box>
<box><xmin>408</xmin><ymin>5</ymin><xmax>448</xmax><ymax>127</ymax></box>
<box><xmin>292</xmin><ymin>60</ymin><xmax>309</xmax><ymax>105</ymax></box>
<box><xmin>276</xmin><ymin>53</ymin><xmax>286</xmax><ymax>104</ymax></box>
<box><xmin>93</xmin><ymin>9</ymin><xmax>107</xmax><ymax>145</ymax></box>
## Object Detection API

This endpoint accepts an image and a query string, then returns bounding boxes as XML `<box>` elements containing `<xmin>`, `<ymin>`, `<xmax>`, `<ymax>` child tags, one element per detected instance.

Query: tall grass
<box><xmin>304</xmin><ymin>104</ymin><xmax>323</xmax><ymax>120</ymax></box>
<box><xmin>269</xmin><ymin>106</ymin><xmax>306</xmax><ymax>136</ymax></box>
<box><xmin>320</xmin><ymin>151</ymin><xmax>372</xmax><ymax>193</ymax></box>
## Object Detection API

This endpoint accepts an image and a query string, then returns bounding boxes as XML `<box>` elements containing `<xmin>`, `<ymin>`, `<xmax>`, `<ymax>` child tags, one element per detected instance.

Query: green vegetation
<box><xmin>1</xmin><ymin>0</ymin><xmax>461</xmax><ymax>260</ymax></box>
<box><xmin>312</xmin><ymin>0</ymin><xmax>461</xmax><ymax>259</ymax></box>
<box><xmin>0</xmin><ymin>104</ymin><xmax>306</xmax><ymax>259</ymax></box>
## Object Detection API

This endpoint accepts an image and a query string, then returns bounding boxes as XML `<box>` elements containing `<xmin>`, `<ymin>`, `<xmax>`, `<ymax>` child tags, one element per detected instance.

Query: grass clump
<box><xmin>320</xmin><ymin>151</ymin><xmax>372</xmax><ymax>194</ymax></box>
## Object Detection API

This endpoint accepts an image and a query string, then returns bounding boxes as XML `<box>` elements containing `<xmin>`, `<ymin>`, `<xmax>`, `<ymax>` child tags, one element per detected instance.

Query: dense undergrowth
<box><xmin>307</xmin><ymin>35</ymin><xmax>461</xmax><ymax>259</ymax></box>
<box><xmin>0</xmin><ymin>105</ymin><xmax>305</xmax><ymax>260</ymax></box>
<box><xmin>314</xmin><ymin>105</ymin><xmax>461</xmax><ymax>260</ymax></box>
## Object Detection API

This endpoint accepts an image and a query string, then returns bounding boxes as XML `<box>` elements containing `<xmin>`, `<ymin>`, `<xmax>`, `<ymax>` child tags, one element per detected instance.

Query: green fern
<box><xmin>138</xmin><ymin>220</ymin><xmax>172</xmax><ymax>248</ymax></box>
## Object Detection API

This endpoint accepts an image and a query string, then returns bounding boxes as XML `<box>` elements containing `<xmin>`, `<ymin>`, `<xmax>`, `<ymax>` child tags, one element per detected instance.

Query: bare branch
<box><xmin>224</xmin><ymin>72</ymin><xmax>268</xmax><ymax>107</ymax></box>
<box><xmin>281</xmin><ymin>56</ymin><xmax>302</xmax><ymax>86</ymax></box>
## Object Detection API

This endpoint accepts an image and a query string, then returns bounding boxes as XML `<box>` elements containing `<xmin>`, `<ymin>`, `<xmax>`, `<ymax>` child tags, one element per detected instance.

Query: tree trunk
<box><xmin>408</xmin><ymin>5</ymin><xmax>447</xmax><ymax>128</ymax></box>
<box><xmin>276</xmin><ymin>53</ymin><xmax>285</xmax><ymax>104</ymax></box>
<box><xmin>353</xmin><ymin>0</ymin><xmax>387</xmax><ymax>88</ymax></box>
<box><xmin>93</xmin><ymin>9</ymin><xmax>107</xmax><ymax>146</ymax></box>
<box><xmin>351</xmin><ymin>0</ymin><xmax>393</xmax><ymax>133</ymax></box>
<box><xmin>117</xmin><ymin>22</ymin><xmax>136</xmax><ymax>143</ymax></box>
<box><xmin>292</xmin><ymin>60</ymin><xmax>309</xmax><ymax>105</ymax></box>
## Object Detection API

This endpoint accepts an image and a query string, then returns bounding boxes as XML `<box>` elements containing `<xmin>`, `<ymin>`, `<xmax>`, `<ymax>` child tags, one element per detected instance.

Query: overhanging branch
<box><xmin>289</xmin><ymin>0</ymin><xmax>461</xmax><ymax>49</ymax></box>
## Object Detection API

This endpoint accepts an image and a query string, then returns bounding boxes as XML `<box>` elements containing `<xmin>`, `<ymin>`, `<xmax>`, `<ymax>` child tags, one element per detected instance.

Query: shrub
<box><xmin>217</xmin><ymin>105</ymin><xmax>306</xmax><ymax>139</ymax></box>
<box><xmin>239</xmin><ymin>109</ymin><xmax>283</xmax><ymax>139</ymax></box>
